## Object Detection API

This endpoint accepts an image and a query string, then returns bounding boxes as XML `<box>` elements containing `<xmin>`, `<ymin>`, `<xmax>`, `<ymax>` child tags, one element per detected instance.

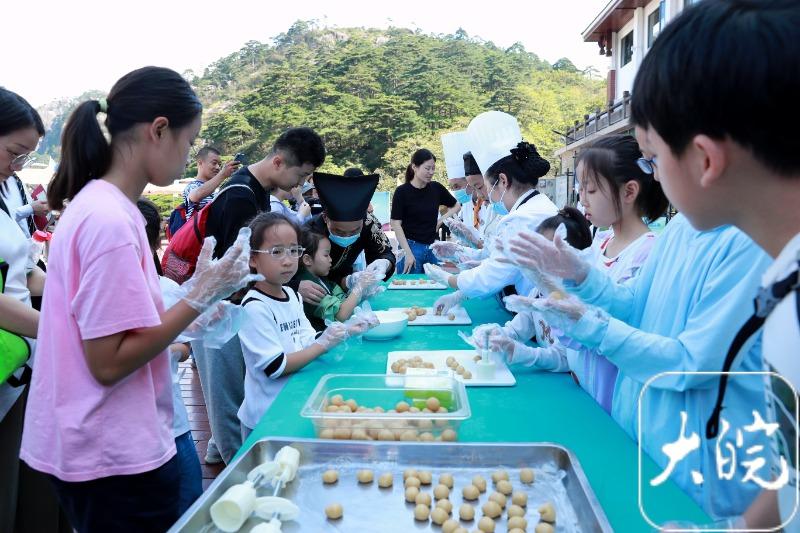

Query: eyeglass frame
<box><xmin>637</xmin><ymin>156</ymin><xmax>658</xmax><ymax>175</ymax></box>
<box><xmin>6</xmin><ymin>148</ymin><xmax>34</xmax><ymax>170</ymax></box>
<box><xmin>252</xmin><ymin>245</ymin><xmax>306</xmax><ymax>259</ymax></box>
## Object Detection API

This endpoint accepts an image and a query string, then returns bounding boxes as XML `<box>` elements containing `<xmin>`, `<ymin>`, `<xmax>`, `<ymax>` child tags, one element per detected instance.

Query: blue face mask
<box><xmin>488</xmin><ymin>181</ymin><xmax>509</xmax><ymax>216</ymax></box>
<box><xmin>453</xmin><ymin>188</ymin><xmax>471</xmax><ymax>205</ymax></box>
<box><xmin>329</xmin><ymin>232</ymin><xmax>359</xmax><ymax>248</ymax></box>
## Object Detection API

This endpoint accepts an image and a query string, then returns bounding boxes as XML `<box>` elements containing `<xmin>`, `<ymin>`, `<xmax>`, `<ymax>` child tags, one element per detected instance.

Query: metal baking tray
<box><xmin>170</xmin><ymin>437</ymin><xmax>612</xmax><ymax>532</ymax></box>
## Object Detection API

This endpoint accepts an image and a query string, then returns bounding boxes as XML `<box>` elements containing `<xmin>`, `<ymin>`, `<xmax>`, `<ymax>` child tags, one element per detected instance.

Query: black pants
<box><xmin>48</xmin><ymin>455</ymin><xmax>181</xmax><ymax>533</ymax></box>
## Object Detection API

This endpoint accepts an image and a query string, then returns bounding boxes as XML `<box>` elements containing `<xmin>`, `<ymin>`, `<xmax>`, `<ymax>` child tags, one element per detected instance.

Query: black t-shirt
<box><xmin>205</xmin><ymin>167</ymin><xmax>270</xmax><ymax>258</ymax></box>
<box><xmin>390</xmin><ymin>181</ymin><xmax>457</xmax><ymax>245</ymax></box>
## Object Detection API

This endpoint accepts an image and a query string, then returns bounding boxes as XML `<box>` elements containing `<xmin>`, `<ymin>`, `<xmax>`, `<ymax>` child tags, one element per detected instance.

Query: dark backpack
<box><xmin>166</xmin><ymin>203</ymin><xmax>188</xmax><ymax>240</ymax></box>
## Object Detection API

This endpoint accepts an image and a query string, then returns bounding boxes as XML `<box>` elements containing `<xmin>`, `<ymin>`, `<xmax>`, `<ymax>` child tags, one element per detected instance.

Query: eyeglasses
<box><xmin>637</xmin><ymin>156</ymin><xmax>658</xmax><ymax>175</ymax></box>
<box><xmin>252</xmin><ymin>246</ymin><xmax>305</xmax><ymax>259</ymax></box>
<box><xmin>7</xmin><ymin>150</ymin><xmax>34</xmax><ymax>170</ymax></box>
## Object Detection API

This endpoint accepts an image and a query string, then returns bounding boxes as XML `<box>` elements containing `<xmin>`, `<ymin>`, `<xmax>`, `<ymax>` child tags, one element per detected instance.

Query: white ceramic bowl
<box><xmin>363</xmin><ymin>310</ymin><xmax>408</xmax><ymax>341</ymax></box>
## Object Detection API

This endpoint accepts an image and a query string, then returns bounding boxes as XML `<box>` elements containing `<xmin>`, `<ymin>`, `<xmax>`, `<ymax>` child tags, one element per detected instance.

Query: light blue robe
<box><xmin>567</xmin><ymin>214</ymin><xmax>772</xmax><ymax>519</ymax></box>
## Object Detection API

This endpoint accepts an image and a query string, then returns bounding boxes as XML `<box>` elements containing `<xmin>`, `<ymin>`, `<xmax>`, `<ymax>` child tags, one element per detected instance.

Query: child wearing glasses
<box><xmin>237</xmin><ymin>212</ymin><xmax>350</xmax><ymax>440</ymax></box>
<box><xmin>297</xmin><ymin>228</ymin><xmax>380</xmax><ymax>331</ymax></box>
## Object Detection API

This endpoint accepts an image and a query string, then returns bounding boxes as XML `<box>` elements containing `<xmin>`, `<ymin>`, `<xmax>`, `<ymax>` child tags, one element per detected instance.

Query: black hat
<box><xmin>313</xmin><ymin>171</ymin><xmax>379</xmax><ymax>222</ymax></box>
<box><xmin>463</xmin><ymin>152</ymin><xmax>481</xmax><ymax>176</ymax></box>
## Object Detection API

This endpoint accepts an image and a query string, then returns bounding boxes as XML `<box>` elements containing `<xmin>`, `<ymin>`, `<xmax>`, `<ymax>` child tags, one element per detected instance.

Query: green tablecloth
<box><xmin>240</xmin><ymin>275</ymin><xmax>710</xmax><ymax>531</ymax></box>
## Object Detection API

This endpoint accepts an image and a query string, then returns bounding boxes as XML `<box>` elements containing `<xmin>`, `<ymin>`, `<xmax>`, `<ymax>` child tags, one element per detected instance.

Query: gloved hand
<box><xmin>178</xmin><ymin>301</ymin><xmax>244</xmax><ymax>349</ymax></box>
<box><xmin>316</xmin><ymin>322</ymin><xmax>348</xmax><ymax>350</ymax></box>
<box><xmin>423</xmin><ymin>263</ymin><xmax>452</xmax><ymax>286</ymax></box>
<box><xmin>365</xmin><ymin>258</ymin><xmax>391</xmax><ymax>280</ymax></box>
<box><xmin>502</xmin><ymin>226</ymin><xmax>592</xmax><ymax>284</ymax></box>
<box><xmin>488</xmin><ymin>331</ymin><xmax>543</xmax><ymax>366</ymax></box>
<box><xmin>455</xmin><ymin>259</ymin><xmax>481</xmax><ymax>271</ymax></box>
<box><xmin>445</xmin><ymin>218</ymin><xmax>483</xmax><ymax>248</ymax></box>
<box><xmin>503</xmin><ymin>294</ymin><xmax>608</xmax><ymax>346</ymax></box>
<box><xmin>467</xmin><ymin>323</ymin><xmax>503</xmax><ymax>350</ymax></box>
<box><xmin>350</xmin><ymin>271</ymin><xmax>378</xmax><ymax>300</ymax></box>
<box><xmin>496</xmin><ymin>239</ymin><xmax>567</xmax><ymax>296</ymax></box>
<box><xmin>183</xmin><ymin>227</ymin><xmax>263</xmax><ymax>313</ymax></box>
<box><xmin>430</xmin><ymin>241</ymin><xmax>464</xmax><ymax>262</ymax></box>
<box><xmin>344</xmin><ymin>310</ymin><xmax>380</xmax><ymax>336</ymax></box>
<box><xmin>434</xmin><ymin>290</ymin><xmax>466</xmax><ymax>316</ymax></box>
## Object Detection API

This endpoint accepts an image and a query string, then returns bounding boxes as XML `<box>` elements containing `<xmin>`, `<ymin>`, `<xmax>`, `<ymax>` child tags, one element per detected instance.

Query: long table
<box><xmin>240</xmin><ymin>275</ymin><xmax>711</xmax><ymax>531</ymax></box>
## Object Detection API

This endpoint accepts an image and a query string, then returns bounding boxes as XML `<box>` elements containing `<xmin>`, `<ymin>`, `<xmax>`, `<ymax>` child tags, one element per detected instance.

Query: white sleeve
<box><xmin>530</xmin><ymin>342</ymin><xmax>571</xmax><ymax>372</ymax></box>
<box><xmin>503</xmin><ymin>312</ymin><xmax>537</xmax><ymax>341</ymax></box>
<box><xmin>14</xmin><ymin>203</ymin><xmax>33</xmax><ymax>222</ymax></box>
<box><xmin>239</xmin><ymin>301</ymin><xmax>287</xmax><ymax>379</ymax></box>
<box><xmin>293</xmin><ymin>290</ymin><xmax>319</xmax><ymax>348</ymax></box>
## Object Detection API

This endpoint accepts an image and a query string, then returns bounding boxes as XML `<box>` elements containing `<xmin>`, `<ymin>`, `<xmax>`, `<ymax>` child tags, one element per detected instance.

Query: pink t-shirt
<box><xmin>21</xmin><ymin>179</ymin><xmax>175</xmax><ymax>482</ymax></box>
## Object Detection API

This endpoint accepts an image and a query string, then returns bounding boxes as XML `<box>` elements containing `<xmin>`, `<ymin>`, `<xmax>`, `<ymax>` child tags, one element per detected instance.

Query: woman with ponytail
<box><xmin>20</xmin><ymin>67</ymin><xmax>257</xmax><ymax>532</ymax></box>
<box><xmin>390</xmin><ymin>148</ymin><xmax>460</xmax><ymax>274</ymax></box>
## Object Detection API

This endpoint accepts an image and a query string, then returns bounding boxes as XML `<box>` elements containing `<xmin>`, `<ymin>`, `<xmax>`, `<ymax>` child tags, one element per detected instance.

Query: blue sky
<box><xmin>4</xmin><ymin>0</ymin><xmax>610</xmax><ymax>107</ymax></box>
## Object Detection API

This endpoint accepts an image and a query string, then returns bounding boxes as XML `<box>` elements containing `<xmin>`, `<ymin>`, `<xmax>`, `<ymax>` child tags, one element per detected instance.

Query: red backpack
<box><xmin>161</xmin><ymin>184</ymin><xmax>253</xmax><ymax>284</ymax></box>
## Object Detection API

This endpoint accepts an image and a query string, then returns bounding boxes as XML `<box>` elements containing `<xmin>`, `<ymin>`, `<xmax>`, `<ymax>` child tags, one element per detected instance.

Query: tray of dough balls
<box><xmin>171</xmin><ymin>437</ymin><xmax>612</xmax><ymax>533</ymax></box>
<box><xmin>387</xmin><ymin>351</ymin><xmax>516</xmax><ymax>387</ymax></box>
<box><xmin>388</xmin><ymin>278</ymin><xmax>449</xmax><ymax>290</ymax></box>
<box><xmin>300</xmin><ymin>373</ymin><xmax>470</xmax><ymax>443</ymax></box>
<box><xmin>389</xmin><ymin>305</ymin><xmax>472</xmax><ymax>325</ymax></box>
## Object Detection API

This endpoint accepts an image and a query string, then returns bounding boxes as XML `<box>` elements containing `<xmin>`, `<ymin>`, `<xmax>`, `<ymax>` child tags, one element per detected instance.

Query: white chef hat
<box><xmin>466</xmin><ymin>111</ymin><xmax>523</xmax><ymax>175</ymax></box>
<box><xmin>441</xmin><ymin>131</ymin><xmax>470</xmax><ymax>181</ymax></box>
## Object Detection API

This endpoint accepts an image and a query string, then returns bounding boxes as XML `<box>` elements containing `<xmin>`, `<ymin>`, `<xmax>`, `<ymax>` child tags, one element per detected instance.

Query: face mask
<box><xmin>453</xmin><ymin>188</ymin><xmax>471</xmax><ymax>205</ymax></box>
<box><xmin>329</xmin><ymin>231</ymin><xmax>359</xmax><ymax>248</ymax></box>
<box><xmin>488</xmin><ymin>181</ymin><xmax>509</xmax><ymax>216</ymax></box>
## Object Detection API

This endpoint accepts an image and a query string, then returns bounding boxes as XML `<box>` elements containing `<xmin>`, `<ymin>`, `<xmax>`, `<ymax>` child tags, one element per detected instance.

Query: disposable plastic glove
<box><xmin>501</xmin><ymin>225</ymin><xmax>592</xmax><ymax>284</ymax></box>
<box><xmin>423</xmin><ymin>263</ymin><xmax>452</xmax><ymax>286</ymax></box>
<box><xmin>433</xmin><ymin>290</ymin><xmax>467</xmax><ymax>315</ymax></box>
<box><xmin>504</xmin><ymin>294</ymin><xmax>608</xmax><ymax>346</ymax></box>
<box><xmin>183</xmin><ymin>227</ymin><xmax>263</xmax><ymax>313</ymax></box>
<box><xmin>455</xmin><ymin>259</ymin><xmax>481</xmax><ymax>271</ymax></box>
<box><xmin>316</xmin><ymin>322</ymin><xmax>348</xmax><ymax>350</ymax></box>
<box><xmin>488</xmin><ymin>331</ymin><xmax>543</xmax><ymax>366</ymax></box>
<box><xmin>444</xmin><ymin>218</ymin><xmax>483</xmax><ymax>248</ymax></box>
<box><xmin>466</xmin><ymin>323</ymin><xmax>503</xmax><ymax>351</ymax></box>
<box><xmin>349</xmin><ymin>271</ymin><xmax>378</xmax><ymax>300</ymax></box>
<box><xmin>430</xmin><ymin>241</ymin><xmax>464</xmax><ymax>261</ymax></box>
<box><xmin>343</xmin><ymin>309</ymin><xmax>380</xmax><ymax>336</ymax></box>
<box><xmin>365</xmin><ymin>258</ymin><xmax>391</xmax><ymax>280</ymax></box>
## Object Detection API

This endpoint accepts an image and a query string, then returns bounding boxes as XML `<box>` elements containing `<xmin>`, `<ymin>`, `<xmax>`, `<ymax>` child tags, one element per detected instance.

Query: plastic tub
<box><xmin>301</xmin><ymin>373</ymin><xmax>470</xmax><ymax>442</ymax></box>
<box><xmin>362</xmin><ymin>310</ymin><xmax>408</xmax><ymax>341</ymax></box>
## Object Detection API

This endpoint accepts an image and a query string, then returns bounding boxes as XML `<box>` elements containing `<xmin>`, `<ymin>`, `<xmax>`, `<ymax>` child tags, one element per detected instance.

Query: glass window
<box><xmin>621</xmin><ymin>31</ymin><xmax>634</xmax><ymax>66</ymax></box>
<box><xmin>647</xmin><ymin>3</ymin><xmax>663</xmax><ymax>48</ymax></box>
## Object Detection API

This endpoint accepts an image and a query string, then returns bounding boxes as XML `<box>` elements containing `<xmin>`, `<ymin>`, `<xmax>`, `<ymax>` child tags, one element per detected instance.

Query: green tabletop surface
<box><xmin>239</xmin><ymin>275</ymin><xmax>711</xmax><ymax>531</ymax></box>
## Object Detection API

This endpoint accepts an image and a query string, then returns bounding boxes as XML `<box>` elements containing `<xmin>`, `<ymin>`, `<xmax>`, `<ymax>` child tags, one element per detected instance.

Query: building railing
<box><xmin>563</xmin><ymin>92</ymin><xmax>632</xmax><ymax>146</ymax></box>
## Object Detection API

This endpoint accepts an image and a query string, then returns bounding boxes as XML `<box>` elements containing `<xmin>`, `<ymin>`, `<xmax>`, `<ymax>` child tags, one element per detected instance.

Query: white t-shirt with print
<box><xmin>237</xmin><ymin>286</ymin><xmax>318</xmax><ymax>430</ymax></box>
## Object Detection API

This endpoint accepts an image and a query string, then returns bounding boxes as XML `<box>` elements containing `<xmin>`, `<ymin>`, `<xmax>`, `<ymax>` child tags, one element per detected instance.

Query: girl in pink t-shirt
<box><xmin>20</xmin><ymin>67</ymin><xmax>257</xmax><ymax>532</ymax></box>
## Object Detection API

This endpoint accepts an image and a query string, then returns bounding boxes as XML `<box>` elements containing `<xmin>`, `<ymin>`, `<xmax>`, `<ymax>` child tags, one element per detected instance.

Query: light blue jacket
<box><xmin>567</xmin><ymin>214</ymin><xmax>772</xmax><ymax>519</ymax></box>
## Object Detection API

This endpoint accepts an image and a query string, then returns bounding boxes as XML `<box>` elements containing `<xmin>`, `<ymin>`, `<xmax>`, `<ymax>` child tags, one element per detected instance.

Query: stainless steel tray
<box><xmin>170</xmin><ymin>437</ymin><xmax>613</xmax><ymax>532</ymax></box>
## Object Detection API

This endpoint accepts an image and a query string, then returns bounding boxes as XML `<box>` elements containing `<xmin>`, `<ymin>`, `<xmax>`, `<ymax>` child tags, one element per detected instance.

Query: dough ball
<box><xmin>535</xmin><ymin>523</ymin><xmax>555</xmax><ymax>533</ymax></box>
<box><xmin>419</xmin><ymin>432</ymin><xmax>435</xmax><ymax>442</ymax></box>
<box><xmin>351</xmin><ymin>428</ymin><xmax>368</xmax><ymax>441</ymax></box>
<box><xmin>436</xmin><ymin>498</ymin><xmax>453</xmax><ymax>514</ymax></box>
<box><xmin>405</xmin><ymin>476</ymin><xmax>421</xmax><ymax>489</ymax></box>
<box><xmin>472</xmin><ymin>475</ymin><xmax>487</xmax><ymax>492</ymax></box>
<box><xmin>431</xmin><ymin>507</ymin><xmax>449</xmax><ymax>525</ymax></box>
<box><xmin>496</xmin><ymin>479</ymin><xmax>513</xmax><ymax>495</ymax></box>
<box><xmin>491</xmin><ymin>470</ymin><xmax>509</xmax><ymax>483</ymax></box>
<box><xmin>423</xmin><ymin>362</ymin><xmax>435</xmax><ymax>369</ymax></box>
<box><xmin>507</xmin><ymin>504</ymin><xmax>525</xmax><ymax>518</ymax></box>
<box><xmin>414</xmin><ymin>503</ymin><xmax>430</xmax><ymax>521</ymax></box>
<box><xmin>478</xmin><ymin>516</ymin><xmax>496</xmax><ymax>532</ymax></box>
<box><xmin>378</xmin><ymin>473</ymin><xmax>393</xmax><ymax>488</ymax></box>
<box><xmin>319</xmin><ymin>428</ymin><xmax>335</xmax><ymax>439</ymax></box>
<box><xmin>345</xmin><ymin>399</ymin><xmax>358</xmax><ymax>412</ymax></box>
<box><xmin>415</xmin><ymin>491</ymin><xmax>432</xmax><ymax>506</ymax></box>
<box><xmin>539</xmin><ymin>502</ymin><xmax>556</xmax><ymax>523</ymax></box>
<box><xmin>409</xmin><ymin>406</ymin><xmax>421</xmax><ymax>413</ymax></box>
<box><xmin>321</xmin><ymin>469</ymin><xmax>338</xmax><ymax>484</ymax></box>
<box><xmin>462</xmin><ymin>371</ymin><xmax>473</xmax><ymax>379</ymax></box>
<box><xmin>454</xmin><ymin>528</ymin><xmax>469</xmax><ymax>533</ymax></box>
<box><xmin>357</xmin><ymin>469</ymin><xmax>374</xmax><ymax>483</ymax></box>
<box><xmin>439</xmin><ymin>473</ymin><xmax>454</xmax><ymax>488</ymax></box>
<box><xmin>510</xmin><ymin>530</ymin><xmax>526</xmax><ymax>533</ymax></box>
<box><xmin>325</xmin><ymin>503</ymin><xmax>343</xmax><ymax>519</ymax></box>
<box><xmin>405</xmin><ymin>486</ymin><xmax>420</xmax><ymax>502</ymax></box>
<box><xmin>417</xmin><ymin>419</ymin><xmax>434</xmax><ymax>431</ymax></box>
<box><xmin>330</xmin><ymin>394</ymin><xmax>344</xmax><ymax>406</ymax></box>
<box><xmin>520</xmin><ymin>468</ymin><xmax>535</xmax><ymax>484</ymax></box>
<box><xmin>446</xmin><ymin>356</ymin><xmax>456</xmax><ymax>366</ymax></box>
<box><xmin>378</xmin><ymin>429</ymin><xmax>395</xmax><ymax>441</ymax></box>
<box><xmin>400</xmin><ymin>429</ymin><xmax>418</xmax><ymax>441</ymax></box>
<box><xmin>488</xmin><ymin>491</ymin><xmax>506</xmax><ymax>509</ymax></box>
<box><xmin>403</xmin><ymin>468</ymin><xmax>418</xmax><ymax>480</ymax></box>
<box><xmin>442</xmin><ymin>518</ymin><xmax>460</xmax><ymax>533</ymax></box>
<box><xmin>511</xmin><ymin>491</ymin><xmax>527</xmax><ymax>507</ymax></box>
<box><xmin>441</xmin><ymin>428</ymin><xmax>457</xmax><ymax>441</ymax></box>
<box><xmin>417</xmin><ymin>308</ymin><xmax>427</xmax><ymax>316</ymax></box>
<box><xmin>462</xmin><ymin>484</ymin><xmax>480</xmax><ymax>501</ymax></box>
<box><xmin>481</xmin><ymin>500</ymin><xmax>502</xmax><ymax>518</ymax></box>
<box><xmin>333</xmin><ymin>427</ymin><xmax>351</xmax><ymax>440</ymax></box>
<box><xmin>459</xmin><ymin>503</ymin><xmax>475</xmax><ymax>520</ymax></box>
<box><xmin>447</xmin><ymin>313</ymin><xmax>456</xmax><ymax>321</ymax></box>
<box><xmin>418</xmin><ymin>471</ymin><xmax>433</xmax><ymax>485</ymax></box>
<box><xmin>396</xmin><ymin>401</ymin><xmax>410</xmax><ymax>412</ymax></box>
<box><xmin>407</xmin><ymin>313</ymin><xmax>417</xmax><ymax>322</ymax></box>
<box><xmin>433</xmin><ymin>484</ymin><xmax>450</xmax><ymax>500</ymax></box>
<box><xmin>508</xmin><ymin>516</ymin><xmax>528</xmax><ymax>530</ymax></box>
<box><xmin>426</xmin><ymin>397</ymin><xmax>441</xmax><ymax>411</ymax></box>
<box><xmin>325</xmin><ymin>405</ymin><xmax>339</xmax><ymax>413</ymax></box>
<box><xmin>339</xmin><ymin>405</ymin><xmax>352</xmax><ymax>413</ymax></box>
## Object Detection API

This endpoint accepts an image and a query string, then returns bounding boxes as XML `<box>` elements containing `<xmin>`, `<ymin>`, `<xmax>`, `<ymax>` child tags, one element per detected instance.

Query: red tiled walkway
<box><xmin>178</xmin><ymin>359</ymin><xmax>224</xmax><ymax>490</ymax></box>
